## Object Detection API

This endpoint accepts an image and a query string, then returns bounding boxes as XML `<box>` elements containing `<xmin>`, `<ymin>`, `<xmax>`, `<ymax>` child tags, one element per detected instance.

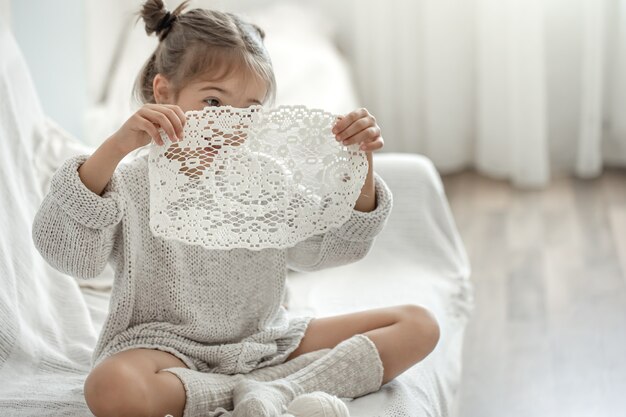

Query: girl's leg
<box><xmin>159</xmin><ymin>349</ymin><xmax>330</xmax><ymax>416</ymax></box>
<box><xmin>84</xmin><ymin>345</ymin><xmax>332</xmax><ymax>417</ymax></box>
<box><xmin>286</xmin><ymin>304</ymin><xmax>440</xmax><ymax>385</ymax></box>
<box><xmin>231</xmin><ymin>304</ymin><xmax>440</xmax><ymax>416</ymax></box>
<box><xmin>84</xmin><ymin>348</ymin><xmax>189</xmax><ymax>417</ymax></box>
<box><xmin>82</xmin><ymin>304</ymin><xmax>439</xmax><ymax>416</ymax></box>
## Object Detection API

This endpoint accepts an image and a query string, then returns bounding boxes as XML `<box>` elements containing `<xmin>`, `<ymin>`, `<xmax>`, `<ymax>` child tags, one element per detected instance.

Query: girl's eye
<box><xmin>204</xmin><ymin>98</ymin><xmax>221</xmax><ymax>107</ymax></box>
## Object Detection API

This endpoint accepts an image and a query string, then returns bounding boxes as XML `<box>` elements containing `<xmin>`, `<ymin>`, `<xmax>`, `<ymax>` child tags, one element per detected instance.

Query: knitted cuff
<box><xmin>161</xmin><ymin>367</ymin><xmax>243</xmax><ymax>416</ymax></box>
<box><xmin>49</xmin><ymin>154</ymin><xmax>124</xmax><ymax>229</ymax></box>
<box><xmin>330</xmin><ymin>172</ymin><xmax>393</xmax><ymax>242</ymax></box>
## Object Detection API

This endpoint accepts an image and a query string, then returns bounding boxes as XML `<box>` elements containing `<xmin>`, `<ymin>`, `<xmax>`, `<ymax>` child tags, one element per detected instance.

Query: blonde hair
<box><xmin>133</xmin><ymin>0</ymin><xmax>276</xmax><ymax>107</ymax></box>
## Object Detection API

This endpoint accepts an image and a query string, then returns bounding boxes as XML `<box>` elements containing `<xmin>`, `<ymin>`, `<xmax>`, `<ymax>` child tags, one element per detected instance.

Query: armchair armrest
<box><xmin>371</xmin><ymin>152</ymin><xmax>473</xmax><ymax>316</ymax></box>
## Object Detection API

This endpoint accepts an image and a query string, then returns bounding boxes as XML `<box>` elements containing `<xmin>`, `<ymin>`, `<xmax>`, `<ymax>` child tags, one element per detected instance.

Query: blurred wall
<box><xmin>10</xmin><ymin>0</ymin><xmax>86</xmax><ymax>140</ymax></box>
<box><xmin>0</xmin><ymin>0</ymin><xmax>9</xmax><ymax>22</ymax></box>
<box><xmin>9</xmin><ymin>0</ymin><xmax>352</xmax><ymax>142</ymax></box>
<box><xmin>84</xmin><ymin>0</ymin><xmax>353</xmax><ymax>107</ymax></box>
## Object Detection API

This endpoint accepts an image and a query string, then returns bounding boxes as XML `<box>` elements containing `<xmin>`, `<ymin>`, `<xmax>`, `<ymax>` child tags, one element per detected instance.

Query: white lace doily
<box><xmin>148</xmin><ymin>105</ymin><xmax>369</xmax><ymax>250</ymax></box>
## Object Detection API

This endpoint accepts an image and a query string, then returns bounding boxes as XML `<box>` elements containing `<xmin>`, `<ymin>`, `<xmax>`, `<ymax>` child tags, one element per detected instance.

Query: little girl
<box><xmin>32</xmin><ymin>1</ymin><xmax>440</xmax><ymax>416</ymax></box>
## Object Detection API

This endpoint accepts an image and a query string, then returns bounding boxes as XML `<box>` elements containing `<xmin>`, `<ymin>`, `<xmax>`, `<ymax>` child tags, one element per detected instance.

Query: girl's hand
<box><xmin>332</xmin><ymin>108</ymin><xmax>384</xmax><ymax>152</ymax></box>
<box><xmin>111</xmin><ymin>104</ymin><xmax>187</xmax><ymax>155</ymax></box>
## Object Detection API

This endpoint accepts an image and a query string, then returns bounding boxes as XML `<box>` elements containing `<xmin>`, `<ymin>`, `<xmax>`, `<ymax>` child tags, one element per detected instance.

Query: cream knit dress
<box><xmin>31</xmin><ymin>152</ymin><xmax>393</xmax><ymax>375</ymax></box>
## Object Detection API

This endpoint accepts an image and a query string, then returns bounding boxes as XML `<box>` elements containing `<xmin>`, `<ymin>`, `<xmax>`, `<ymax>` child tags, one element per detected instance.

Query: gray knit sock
<box><xmin>231</xmin><ymin>334</ymin><xmax>384</xmax><ymax>416</ymax></box>
<box><xmin>160</xmin><ymin>348</ymin><xmax>330</xmax><ymax>417</ymax></box>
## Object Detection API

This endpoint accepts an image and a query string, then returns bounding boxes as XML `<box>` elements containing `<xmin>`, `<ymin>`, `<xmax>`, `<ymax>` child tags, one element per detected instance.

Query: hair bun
<box><xmin>156</xmin><ymin>11</ymin><xmax>176</xmax><ymax>34</ymax></box>
<box><xmin>138</xmin><ymin>0</ymin><xmax>189</xmax><ymax>41</ymax></box>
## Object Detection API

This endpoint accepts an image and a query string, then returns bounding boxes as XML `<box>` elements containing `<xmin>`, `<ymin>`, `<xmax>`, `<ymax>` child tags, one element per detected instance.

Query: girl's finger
<box><xmin>151</xmin><ymin>105</ymin><xmax>184</xmax><ymax>139</ymax></box>
<box><xmin>352</xmin><ymin>128</ymin><xmax>378</xmax><ymax>147</ymax></box>
<box><xmin>335</xmin><ymin>117</ymin><xmax>376</xmax><ymax>142</ymax></box>
<box><xmin>332</xmin><ymin>108</ymin><xmax>370</xmax><ymax>135</ymax></box>
<box><xmin>360</xmin><ymin>136</ymin><xmax>384</xmax><ymax>152</ymax></box>
<box><xmin>332</xmin><ymin>115</ymin><xmax>345</xmax><ymax>133</ymax></box>
<box><xmin>338</xmin><ymin>130</ymin><xmax>370</xmax><ymax>148</ymax></box>
<box><xmin>138</xmin><ymin>118</ymin><xmax>162</xmax><ymax>145</ymax></box>
<box><xmin>143</xmin><ymin>104</ymin><xmax>182</xmax><ymax>139</ymax></box>
<box><xmin>339</xmin><ymin>123</ymin><xmax>380</xmax><ymax>146</ymax></box>
<box><xmin>161</xmin><ymin>104</ymin><xmax>187</xmax><ymax>134</ymax></box>
<box><xmin>141</xmin><ymin>108</ymin><xmax>178</xmax><ymax>141</ymax></box>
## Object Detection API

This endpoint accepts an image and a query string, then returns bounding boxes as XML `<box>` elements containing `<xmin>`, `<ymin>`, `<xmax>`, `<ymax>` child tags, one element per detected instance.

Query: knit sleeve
<box><xmin>286</xmin><ymin>171</ymin><xmax>393</xmax><ymax>272</ymax></box>
<box><xmin>32</xmin><ymin>154</ymin><xmax>125</xmax><ymax>279</ymax></box>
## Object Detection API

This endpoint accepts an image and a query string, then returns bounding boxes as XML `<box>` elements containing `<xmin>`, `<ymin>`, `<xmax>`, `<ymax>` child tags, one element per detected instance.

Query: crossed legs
<box><xmin>84</xmin><ymin>304</ymin><xmax>440</xmax><ymax>417</ymax></box>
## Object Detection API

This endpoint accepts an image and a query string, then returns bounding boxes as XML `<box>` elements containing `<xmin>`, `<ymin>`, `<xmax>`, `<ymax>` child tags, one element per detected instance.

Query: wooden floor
<box><xmin>441</xmin><ymin>169</ymin><xmax>626</xmax><ymax>417</ymax></box>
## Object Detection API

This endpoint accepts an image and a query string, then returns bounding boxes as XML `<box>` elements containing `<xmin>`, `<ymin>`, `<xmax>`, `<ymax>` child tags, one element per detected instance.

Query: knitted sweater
<box><xmin>31</xmin><ymin>153</ymin><xmax>393</xmax><ymax>375</ymax></box>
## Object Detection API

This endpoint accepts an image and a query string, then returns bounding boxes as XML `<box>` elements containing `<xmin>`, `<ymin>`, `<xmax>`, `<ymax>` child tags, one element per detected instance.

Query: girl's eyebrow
<box><xmin>199</xmin><ymin>86</ymin><xmax>261</xmax><ymax>105</ymax></box>
<box><xmin>199</xmin><ymin>86</ymin><xmax>230</xmax><ymax>94</ymax></box>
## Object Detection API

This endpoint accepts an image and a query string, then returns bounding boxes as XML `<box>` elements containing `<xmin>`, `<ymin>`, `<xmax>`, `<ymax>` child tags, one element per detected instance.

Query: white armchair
<box><xmin>0</xmin><ymin>8</ymin><xmax>474</xmax><ymax>416</ymax></box>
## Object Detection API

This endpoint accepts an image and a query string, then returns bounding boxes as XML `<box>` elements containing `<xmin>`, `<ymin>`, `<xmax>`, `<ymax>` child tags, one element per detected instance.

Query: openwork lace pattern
<box><xmin>148</xmin><ymin>105</ymin><xmax>369</xmax><ymax>250</ymax></box>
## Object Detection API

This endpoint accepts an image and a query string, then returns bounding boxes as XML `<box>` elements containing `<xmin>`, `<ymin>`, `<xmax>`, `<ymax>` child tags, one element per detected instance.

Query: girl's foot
<box><xmin>232</xmin><ymin>378</ymin><xmax>301</xmax><ymax>416</ymax></box>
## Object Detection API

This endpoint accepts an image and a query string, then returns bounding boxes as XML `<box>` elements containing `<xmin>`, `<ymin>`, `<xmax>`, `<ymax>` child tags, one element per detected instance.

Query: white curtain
<box><xmin>344</xmin><ymin>0</ymin><xmax>626</xmax><ymax>187</ymax></box>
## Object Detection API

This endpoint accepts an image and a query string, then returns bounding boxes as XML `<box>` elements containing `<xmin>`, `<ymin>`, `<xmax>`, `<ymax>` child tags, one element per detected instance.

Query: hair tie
<box><xmin>156</xmin><ymin>11</ymin><xmax>177</xmax><ymax>35</ymax></box>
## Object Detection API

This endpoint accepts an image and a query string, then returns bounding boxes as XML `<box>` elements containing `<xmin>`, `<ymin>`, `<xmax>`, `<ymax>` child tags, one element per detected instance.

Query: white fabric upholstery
<box><xmin>0</xmin><ymin>17</ymin><xmax>101</xmax><ymax>414</ymax></box>
<box><xmin>0</xmin><ymin>15</ymin><xmax>474</xmax><ymax>417</ymax></box>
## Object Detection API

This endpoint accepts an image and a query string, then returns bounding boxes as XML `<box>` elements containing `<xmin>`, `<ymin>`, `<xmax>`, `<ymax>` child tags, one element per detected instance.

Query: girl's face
<box><xmin>153</xmin><ymin>69</ymin><xmax>267</xmax><ymax>113</ymax></box>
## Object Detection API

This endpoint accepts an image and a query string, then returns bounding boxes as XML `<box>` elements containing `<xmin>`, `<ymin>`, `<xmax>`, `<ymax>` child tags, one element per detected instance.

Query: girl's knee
<box><xmin>398</xmin><ymin>304</ymin><xmax>441</xmax><ymax>355</ymax></box>
<box><xmin>84</xmin><ymin>361</ymin><xmax>152</xmax><ymax>417</ymax></box>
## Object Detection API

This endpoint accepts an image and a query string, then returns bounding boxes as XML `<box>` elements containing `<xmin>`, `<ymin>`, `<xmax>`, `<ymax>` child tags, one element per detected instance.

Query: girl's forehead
<box><xmin>194</xmin><ymin>66</ymin><xmax>262</xmax><ymax>84</ymax></box>
<box><xmin>190</xmin><ymin>70</ymin><xmax>267</xmax><ymax>95</ymax></box>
